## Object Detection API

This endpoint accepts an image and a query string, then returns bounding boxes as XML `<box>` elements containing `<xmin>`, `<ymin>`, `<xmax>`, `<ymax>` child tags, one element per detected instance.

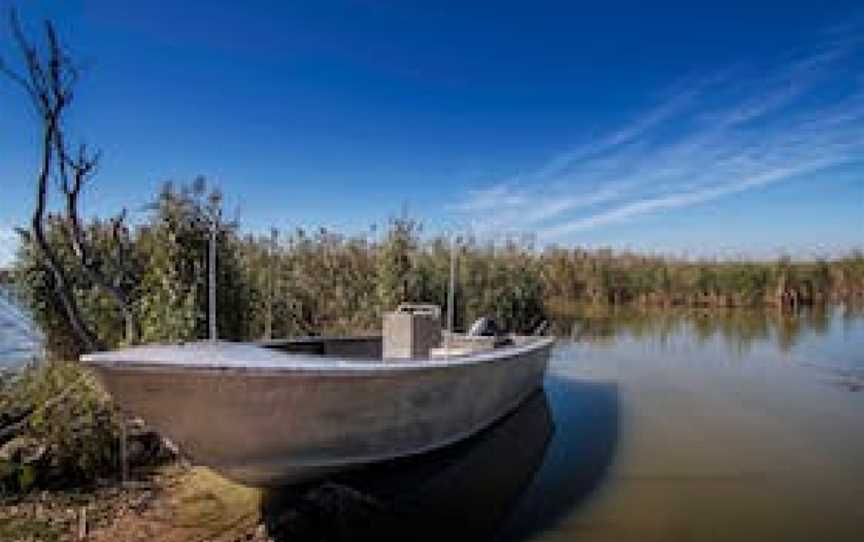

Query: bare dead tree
<box><xmin>60</xmin><ymin>144</ymin><xmax>138</xmax><ymax>343</ymax></box>
<box><xmin>1</xmin><ymin>10</ymin><xmax>136</xmax><ymax>351</ymax></box>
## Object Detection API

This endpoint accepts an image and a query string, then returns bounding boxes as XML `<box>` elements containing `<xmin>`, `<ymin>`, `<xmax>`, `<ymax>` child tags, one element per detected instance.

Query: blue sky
<box><xmin>1</xmin><ymin>1</ymin><xmax>862</xmax><ymax>266</ymax></box>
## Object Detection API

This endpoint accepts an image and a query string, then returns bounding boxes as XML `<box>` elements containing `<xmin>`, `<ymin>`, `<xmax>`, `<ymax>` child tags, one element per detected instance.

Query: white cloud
<box><xmin>529</xmin><ymin>77</ymin><xmax>711</xmax><ymax>184</ymax></box>
<box><xmin>539</xmin><ymin>158</ymin><xmax>848</xmax><ymax>238</ymax></box>
<box><xmin>452</xmin><ymin>32</ymin><xmax>864</xmax><ymax>246</ymax></box>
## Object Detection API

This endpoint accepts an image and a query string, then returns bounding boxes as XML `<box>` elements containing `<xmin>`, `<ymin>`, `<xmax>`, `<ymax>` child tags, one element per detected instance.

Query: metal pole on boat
<box><xmin>447</xmin><ymin>234</ymin><xmax>457</xmax><ymax>334</ymax></box>
<box><xmin>209</xmin><ymin>215</ymin><xmax>218</xmax><ymax>342</ymax></box>
<box><xmin>265</xmin><ymin>227</ymin><xmax>277</xmax><ymax>340</ymax></box>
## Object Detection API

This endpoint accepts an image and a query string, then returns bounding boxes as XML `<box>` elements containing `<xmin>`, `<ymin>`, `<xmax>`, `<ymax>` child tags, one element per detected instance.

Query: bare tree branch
<box><xmin>1</xmin><ymin>8</ymin><xmax>105</xmax><ymax>352</ymax></box>
<box><xmin>61</xmin><ymin>145</ymin><xmax>137</xmax><ymax>343</ymax></box>
<box><xmin>31</xmin><ymin>112</ymin><xmax>99</xmax><ymax>352</ymax></box>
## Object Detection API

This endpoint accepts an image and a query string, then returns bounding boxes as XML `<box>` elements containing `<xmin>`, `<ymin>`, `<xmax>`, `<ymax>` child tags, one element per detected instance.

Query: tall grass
<box><xmin>540</xmin><ymin>248</ymin><xmax>863</xmax><ymax>315</ymax></box>
<box><xmin>9</xmin><ymin>182</ymin><xmax>864</xmax><ymax>359</ymax></box>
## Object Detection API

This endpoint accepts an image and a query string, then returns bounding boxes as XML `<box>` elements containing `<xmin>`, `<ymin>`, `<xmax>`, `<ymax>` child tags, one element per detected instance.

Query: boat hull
<box><xmin>88</xmin><ymin>338</ymin><xmax>554</xmax><ymax>486</ymax></box>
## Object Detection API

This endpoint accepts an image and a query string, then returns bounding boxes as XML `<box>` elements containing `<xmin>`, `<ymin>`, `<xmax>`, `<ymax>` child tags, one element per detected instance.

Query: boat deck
<box><xmin>81</xmin><ymin>336</ymin><xmax>554</xmax><ymax>373</ymax></box>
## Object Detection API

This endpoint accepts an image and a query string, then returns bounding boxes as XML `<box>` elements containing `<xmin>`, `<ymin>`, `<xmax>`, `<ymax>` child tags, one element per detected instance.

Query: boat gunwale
<box><xmin>81</xmin><ymin>336</ymin><xmax>556</xmax><ymax>375</ymax></box>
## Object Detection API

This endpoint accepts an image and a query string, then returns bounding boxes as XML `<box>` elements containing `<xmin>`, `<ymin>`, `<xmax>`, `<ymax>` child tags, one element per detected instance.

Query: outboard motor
<box><xmin>468</xmin><ymin>316</ymin><xmax>500</xmax><ymax>337</ymax></box>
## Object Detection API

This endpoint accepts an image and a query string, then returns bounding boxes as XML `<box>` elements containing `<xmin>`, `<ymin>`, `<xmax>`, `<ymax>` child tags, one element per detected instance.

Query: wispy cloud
<box><xmin>452</xmin><ymin>28</ymin><xmax>864</xmax><ymax>246</ymax></box>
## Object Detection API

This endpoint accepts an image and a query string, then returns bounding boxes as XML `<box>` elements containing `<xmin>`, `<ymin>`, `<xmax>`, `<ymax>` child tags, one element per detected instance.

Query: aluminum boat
<box><xmin>82</xmin><ymin>321</ymin><xmax>553</xmax><ymax>486</ymax></box>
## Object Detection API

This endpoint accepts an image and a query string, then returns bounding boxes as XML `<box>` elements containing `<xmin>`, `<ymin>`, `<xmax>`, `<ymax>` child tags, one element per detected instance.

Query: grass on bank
<box><xmin>1</xmin><ymin>361</ymin><xmax>122</xmax><ymax>495</ymax></box>
<box><xmin>0</xmin><ymin>360</ymin><xmax>263</xmax><ymax>541</ymax></box>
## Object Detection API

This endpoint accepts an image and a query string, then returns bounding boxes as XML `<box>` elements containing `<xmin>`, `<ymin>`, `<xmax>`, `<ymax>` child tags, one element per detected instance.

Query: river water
<box><xmin>0</xmin><ymin>286</ymin><xmax>42</xmax><ymax>369</ymax></box>
<box><xmin>500</xmin><ymin>305</ymin><xmax>864</xmax><ymax>542</ymax></box>
<box><xmin>261</xmin><ymin>305</ymin><xmax>864</xmax><ymax>541</ymax></box>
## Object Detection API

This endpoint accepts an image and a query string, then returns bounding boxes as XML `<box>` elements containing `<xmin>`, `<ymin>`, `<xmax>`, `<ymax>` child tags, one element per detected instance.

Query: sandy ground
<box><xmin>1</xmin><ymin>466</ymin><xmax>268</xmax><ymax>542</ymax></box>
<box><xmin>89</xmin><ymin>467</ymin><xmax>264</xmax><ymax>542</ymax></box>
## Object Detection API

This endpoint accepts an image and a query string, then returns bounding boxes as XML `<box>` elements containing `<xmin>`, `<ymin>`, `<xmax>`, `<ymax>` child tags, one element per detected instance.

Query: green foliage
<box><xmin>457</xmin><ymin>240</ymin><xmax>545</xmax><ymax>332</ymax></box>
<box><xmin>540</xmin><ymin>248</ymin><xmax>864</xmax><ymax>314</ymax></box>
<box><xmin>377</xmin><ymin>216</ymin><xmax>419</xmax><ymax>312</ymax></box>
<box><xmin>0</xmin><ymin>361</ymin><xmax>121</xmax><ymax>491</ymax></box>
<box><xmin>136</xmin><ymin>181</ymin><xmax>211</xmax><ymax>343</ymax></box>
<box><xmin>13</xmin><ymin>180</ymin><xmax>256</xmax><ymax>355</ymax></box>
<box><xmin>271</xmin><ymin>227</ymin><xmax>380</xmax><ymax>336</ymax></box>
<box><xmin>13</xmin><ymin>216</ymin><xmax>130</xmax><ymax>359</ymax></box>
<box><xmin>9</xmin><ymin>181</ymin><xmax>864</xmax><ymax>358</ymax></box>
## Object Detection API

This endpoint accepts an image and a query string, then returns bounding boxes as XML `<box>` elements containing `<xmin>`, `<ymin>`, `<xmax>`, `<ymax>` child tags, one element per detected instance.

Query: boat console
<box><xmin>261</xmin><ymin>304</ymin><xmax>514</xmax><ymax>362</ymax></box>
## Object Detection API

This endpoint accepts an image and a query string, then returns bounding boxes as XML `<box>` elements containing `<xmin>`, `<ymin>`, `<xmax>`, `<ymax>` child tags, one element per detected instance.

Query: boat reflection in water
<box><xmin>260</xmin><ymin>389</ymin><xmax>554</xmax><ymax>541</ymax></box>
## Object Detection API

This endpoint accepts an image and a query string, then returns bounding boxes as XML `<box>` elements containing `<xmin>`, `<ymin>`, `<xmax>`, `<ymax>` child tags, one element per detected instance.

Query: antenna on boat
<box><xmin>447</xmin><ymin>233</ymin><xmax>459</xmax><ymax>334</ymax></box>
<box><xmin>265</xmin><ymin>228</ymin><xmax>278</xmax><ymax>341</ymax></box>
<box><xmin>208</xmin><ymin>205</ymin><xmax>219</xmax><ymax>342</ymax></box>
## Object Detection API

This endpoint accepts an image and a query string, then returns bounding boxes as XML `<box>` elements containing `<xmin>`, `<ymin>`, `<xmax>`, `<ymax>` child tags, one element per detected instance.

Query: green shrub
<box><xmin>0</xmin><ymin>361</ymin><xmax>121</xmax><ymax>492</ymax></box>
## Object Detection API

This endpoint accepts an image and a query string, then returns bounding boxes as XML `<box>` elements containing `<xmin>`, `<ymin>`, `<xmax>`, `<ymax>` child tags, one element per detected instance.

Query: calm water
<box><xmin>262</xmin><ymin>305</ymin><xmax>864</xmax><ymax>541</ymax></box>
<box><xmin>504</xmin><ymin>305</ymin><xmax>864</xmax><ymax>542</ymax></box>
<box><xmin>0</xmin><ymin>286</ymin><xmax>42</xmax><ymax>369</ymax></box>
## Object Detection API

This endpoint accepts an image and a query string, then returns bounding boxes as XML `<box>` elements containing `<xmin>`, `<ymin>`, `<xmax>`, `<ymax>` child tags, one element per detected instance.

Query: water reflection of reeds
<box><xmin>552</xmin><ymin>303</ymin><xmax>863</xmax><ymax>357</ymax></box>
